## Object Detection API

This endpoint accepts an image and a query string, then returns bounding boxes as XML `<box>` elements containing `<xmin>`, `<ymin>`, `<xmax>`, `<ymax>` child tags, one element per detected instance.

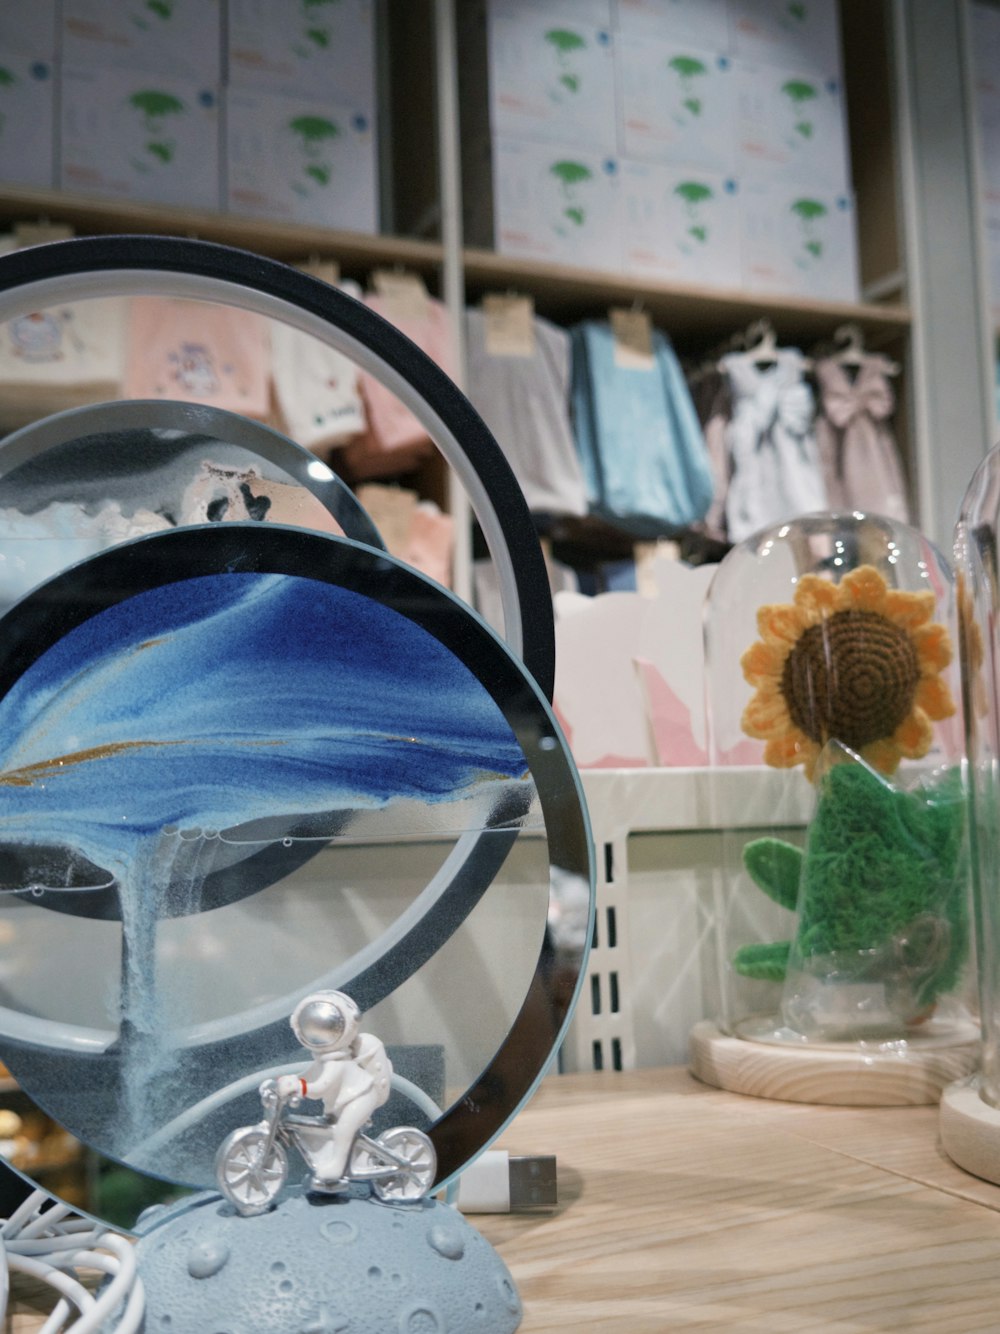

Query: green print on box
<box><xmin>675</xmin><ymin>180</ymin><xmax>714</xmax><ymax>246</ymax></box>
<box><xmin>791</xmin><ymin>197</ymin><xmax>827</xmax><ymax>263</ymax></box>
<box><xmin>668</xmin><ymin>55</ymin><xmax>708</xmax><ymax>122</ymax></box>
<box><xmin>128</xmin><ymin>90</ymin><xmax>186</xmax><ymax>168</ymax></box>
<box><xmin>290</xmin><ymin>115</ymin><xmax>340</xmax><ymax>192</ymax></box>
<box><xmin>297</xmin><ymin>0</ymin><xmax>342</xmax><ymax>57</ymax></box>
<box><xmin>132</xmin><ymin>1</ymin><xmax>175</xmax><ymax>25</ymax></box>
<box><xmin>782</xmin><ymin>79</ymin><xmax>818</xmax><ymax>142</ymax></box>
<box><xmin>550</xmin><ymin>160</ymin><xmax>592</xmax><ymax>232</ymax></box>
<box><xmin>544</xmin><ymin>29</ymin><xmax>586</xmax><ymax>97</ymax></box>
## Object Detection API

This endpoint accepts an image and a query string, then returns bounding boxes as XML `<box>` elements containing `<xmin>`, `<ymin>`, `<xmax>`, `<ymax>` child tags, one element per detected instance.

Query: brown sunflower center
<box><xmin>780</xmin><ymin>608</ymin><xmax>920</xmax><ymax>750</ymax></box>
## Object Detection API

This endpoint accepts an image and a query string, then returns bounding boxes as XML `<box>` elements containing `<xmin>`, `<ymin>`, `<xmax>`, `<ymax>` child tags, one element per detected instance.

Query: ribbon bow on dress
<box><xmin>814</xmin><ymin>354</ymin><xmax>909</xmax><ymax>522</ymax></box>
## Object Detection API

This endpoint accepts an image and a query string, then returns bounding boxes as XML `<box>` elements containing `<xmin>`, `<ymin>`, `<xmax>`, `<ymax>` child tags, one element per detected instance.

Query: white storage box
<box><xmin>59</xmin><ymin>66</ymin><xmax>221</xmax><ymax>210</ymax></box>
<box><xmin>226</xmin><ymin>88</ymin><xmax>378</xmax><ymax>233</ymax></box>
<box><xmin>741</xmin><ymin>182</ymin><xmax>858</xmax><ymax>301</ymax></box>
<box><xmin>621</xmin><ymin>159</ymin><xmax>741</xmax><ymax>286</ymax></box>
<box><xmin>617</xmin><ymin>35</ymin><xmax>736</xmax><ymax>171</ymax></box>
<box><xmin>734</xmin><ymin>59</ymin><xmax>850</xmax><ymax>191</ymax></box>
<box><xmin>0</xmin><ymin>1</ymin><xmax>57</xmax><ymax>58</ymax></box>
<box><xmin>61</xmin><ymin>0</ymin><xmax>223</xmax><ymax>84</ymax></box>
<box><xmin>614</xmin><ymin>0</ymin><xmax>731</xmax><ymax>52</ymax></box>
<box><xmin>489</xmin><ymin>136</ymin><xmax>622</xmax><ymax>269</ymax></box>
<box><xmin>486</xmin><ymin>0</ymin><xmax>618</xmax><ymax>151</ymax></box>
<box><xmin>228</xmin><ymin>0</ymin><xmax>376</xmax><ymax>114</ymax></box>
<box><xmin>0</xmin><ymin>54</ymin><xmax>55</xmax><ymax>189</ymax></box>
<box><xmin>729</xmin><ymin>0</ymin><xmax>842</xmax><ymax>74</ymax></box>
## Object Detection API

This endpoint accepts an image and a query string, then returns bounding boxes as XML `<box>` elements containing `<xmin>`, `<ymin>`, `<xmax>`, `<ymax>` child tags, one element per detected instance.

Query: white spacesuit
<box><xmin>276</xmin><ymin>990</ymin><xmax>392</xmax><ymax>1189</ymax></box>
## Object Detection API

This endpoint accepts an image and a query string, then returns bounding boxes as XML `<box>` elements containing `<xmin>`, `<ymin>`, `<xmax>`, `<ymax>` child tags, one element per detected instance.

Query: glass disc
<box><xmin>0</xmin><ymin>523</ymin><xmax>593</xmax><ymax>1223</ymax></box>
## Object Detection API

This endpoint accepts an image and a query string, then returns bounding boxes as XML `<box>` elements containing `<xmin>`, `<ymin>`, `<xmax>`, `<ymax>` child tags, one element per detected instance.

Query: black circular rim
<box><xmin>0</xmin><ymin>234</ymin><xmax>555</xmax><ymax>700</ymax></box>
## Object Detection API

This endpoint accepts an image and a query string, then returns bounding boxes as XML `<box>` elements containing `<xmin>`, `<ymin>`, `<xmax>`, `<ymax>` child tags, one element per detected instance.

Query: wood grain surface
<box><xmin>9</xmin><ymin>1067</ymin><xmax>1000</xmax><ymax>1332</ymax></box>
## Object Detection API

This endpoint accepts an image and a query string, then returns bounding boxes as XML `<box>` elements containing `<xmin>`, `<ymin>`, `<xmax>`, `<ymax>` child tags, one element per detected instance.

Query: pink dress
<box><xmin>814</xmin><ymin>354</ymin><xmax>910</xmax><ymax>523</ymax></box>
<box><xmin>337</xmin><ymin>295</ymin><xmax>457</xmax><ymax>480</ymax></box>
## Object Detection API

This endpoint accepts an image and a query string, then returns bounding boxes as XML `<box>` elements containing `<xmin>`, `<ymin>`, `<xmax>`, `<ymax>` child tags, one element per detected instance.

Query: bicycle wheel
<box><xmin>215</xmin><ymin>1126</ymin><xmax>288</xmax><ymax>1216</ymax></box>
<box><xmin>370</xmin><ymin>1127</ymin><xmax>437</xmax><ymax>1202</ymax></box>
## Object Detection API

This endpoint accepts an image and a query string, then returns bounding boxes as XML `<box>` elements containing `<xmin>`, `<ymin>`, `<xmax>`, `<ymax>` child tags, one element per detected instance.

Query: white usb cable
<box><xmin>1</xmin><ymin>1189</ymin><xmax>144</xmax><ymax>1332</ymax></box>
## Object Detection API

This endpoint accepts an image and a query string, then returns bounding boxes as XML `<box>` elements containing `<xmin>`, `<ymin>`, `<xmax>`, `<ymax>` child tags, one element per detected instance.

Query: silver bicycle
<box><xmin>215</xmin><ymin>1078</ymin><xmax>437</xmax><ymax>1216</ymax></box>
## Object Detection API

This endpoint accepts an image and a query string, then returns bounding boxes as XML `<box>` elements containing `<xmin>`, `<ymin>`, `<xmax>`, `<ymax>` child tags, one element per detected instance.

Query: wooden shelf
<box><xmin>462</xmin><ymin>247</ymin><xmax>911</xmax><ymax>348</ymax></box>
<box><xmin>0</xmin><ymin>184</ymin><xmax>444</xmax><ymax>272</ymax></box>
<box><xmin>0</xmin><ymin>187</ymin><xmax>910</xmax><ymax>349</ymax></box>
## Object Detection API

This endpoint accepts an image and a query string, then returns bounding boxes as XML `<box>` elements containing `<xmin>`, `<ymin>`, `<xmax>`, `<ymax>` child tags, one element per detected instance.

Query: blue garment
<box><xmin>570</xmin><ymin>321</ymin><xmax>714</xmax><ymax>538</ymax></box>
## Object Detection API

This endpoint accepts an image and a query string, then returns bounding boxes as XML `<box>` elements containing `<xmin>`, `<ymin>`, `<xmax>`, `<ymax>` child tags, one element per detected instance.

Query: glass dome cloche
<box><xmin>691</xmin><ymin>510</ymin><xmax>980</xmax><ymax>1106</ymax></box>
<box><xmin>941</xmin><ymin>444</ymin><xmax>1000</xmax><ymax>1180</ymax></box>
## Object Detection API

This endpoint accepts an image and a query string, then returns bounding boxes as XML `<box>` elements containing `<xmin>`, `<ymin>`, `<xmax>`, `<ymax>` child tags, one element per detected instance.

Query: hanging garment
<box><xmin>722</xmin><ymin>349</ymin><xmax>826</xmax><ymax>543</ymax></box>
<box><xmin>270</xmin><ymin>278</ymin><xmax>367</xmax><ymax>454</ymax></box>
<box><xmin>124</xmin><ymin>297</ymin><xmax>271</xmax><ymax>418</ymax></box>
<box><xmin>689</xmin><ymin>366</ymin><xmax>732</xmax><ymax>544</ymax></box>
<box><xmin>813</xmin><ymin>353</ymin><xmax>910</xmax><ymax>523</ymax></box>
<box><xmin>0</xmin><ymin>296</ymin><xmax>128</xmax><ymax>432</ymax></box>
<box><xmin>338</xmin><ymin>295</ymin><xmax>457</xmax><ymax>481</ymax></box>
<box><xmin>464</xmin><ymin>307</ymin><xmax>587</xmax><ymax>517</ymax></box>
<box><xmin>570</xmin><ymin>322</ymin><xmax>714</xmax><ymax>539</ymax></box>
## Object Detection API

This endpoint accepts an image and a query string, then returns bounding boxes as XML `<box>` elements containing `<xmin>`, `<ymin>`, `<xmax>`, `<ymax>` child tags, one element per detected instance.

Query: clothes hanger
<box><xmin>745</xmin><ymin>318</ymin><xmax>778</xmax><ymax>367</ymax></box>
<box><xmin>831</xmin><ymin>322</ymin><xmax>900</xmax><ymax>376</ymax></box>
<box><xmin>744</xmin><ymin>317</ymin><xmax>815</xmax><ymax>371</ymax></box>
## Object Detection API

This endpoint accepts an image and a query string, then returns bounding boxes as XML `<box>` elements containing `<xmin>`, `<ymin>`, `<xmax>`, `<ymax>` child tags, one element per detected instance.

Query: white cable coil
<box><xmin>1</xmin><ymin>1189</ymin><xmax>143</xmax><ymax>1332</ymax></box>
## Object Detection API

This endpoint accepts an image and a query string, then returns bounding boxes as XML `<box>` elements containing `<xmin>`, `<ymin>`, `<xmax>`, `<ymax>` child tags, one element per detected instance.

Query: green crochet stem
<box><xmin>735</xmin><ymin>762</ymin><xmax>969</xmax><ymax>1011</ymax></box>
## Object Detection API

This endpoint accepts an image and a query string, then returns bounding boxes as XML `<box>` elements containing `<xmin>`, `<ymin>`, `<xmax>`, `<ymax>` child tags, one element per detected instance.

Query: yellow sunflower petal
<box><xmin>914</xmin><ymin>674</ymin><xmax>955</xmax><ymax>720</ymax></box>
<box><xmin>742</xmin><ymin>690</ymin><xmax>793</xmax><ymax>739</ymax></box>
<box><xmin>884</xmin><ymin>587</ymin><xmax>935</xmax><ymax>631</ymax></box>
<box><xmin>892</xmin><ymin>710</ymin><xmax>933</xmax><ymax>757</ymax></box>
<box><xmin>757</xmin><ymin>603</ymin><xmax>806</xmax><ymax>646</ymax></box>
<box><xmin>861</xmin><ymin>738</ymin><xmax>903</xmax><ymax>776</ymax></box>
<box><xmin>763</xmin><ymin>732</ymin><xmax>815</xmax><ymax>770</ymax></box>
<box><xmin>837</xmin><ymin>565</ymin><xmax>888</xmax><ymax>612</ymax></box>
<box><xmin>912</xmin><ymin>622</ymin><xmax>953</xmax><ymax>674</ymax></box>
<box><xmin>793</xmin><ymin>573</ymin><xmax>839</xmax><ymax>622</ymax></box>
<box><xmin>740</xmin><ymin>639</ymin><xmax>787</xmax><ymax>686</ymax></box>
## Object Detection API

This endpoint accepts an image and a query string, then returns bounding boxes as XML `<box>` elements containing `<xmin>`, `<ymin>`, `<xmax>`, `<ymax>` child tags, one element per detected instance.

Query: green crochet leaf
<box><xmin>743</xmin><ymin>837</ymin><xmax>803</xmax><ymax>910</ymax></box>
<box><xmin>733</xmin><ymin>940</ymin><xmax>791</xmax><ymax>982</ymax></box>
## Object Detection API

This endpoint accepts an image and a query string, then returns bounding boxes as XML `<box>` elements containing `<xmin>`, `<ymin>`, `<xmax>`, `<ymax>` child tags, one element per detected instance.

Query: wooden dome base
<box><xmin>940</xmin><ymin>1077</ymin><xmax>1000</xmax><ymax>1184</ymax></box>
<box><xmin>689</xmin><ymin>1019</ymin><xmax>980</xmax><ymax>1107</ymax></box>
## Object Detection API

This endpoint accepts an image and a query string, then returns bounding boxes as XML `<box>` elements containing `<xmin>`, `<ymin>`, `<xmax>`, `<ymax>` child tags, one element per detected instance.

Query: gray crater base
<box><xmin>135</xmin><ymin>1187</ymin><xmax>523</xmax><ymax>1333</ymax></box>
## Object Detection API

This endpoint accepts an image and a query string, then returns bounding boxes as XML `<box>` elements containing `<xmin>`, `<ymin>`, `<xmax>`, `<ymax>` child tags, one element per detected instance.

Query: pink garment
<box><xmin>124</xmin><ymin>297</ymin><xmax>270</xmax><ymax>418</ymax></box>
<box><xmin>400</xmin><ymin>504</ymin><xmax>454</xmax><ymax>589</ymax></box>
<box><xmin>338</xmin><ymin>295</ymin><xmax>457</xmax><ymax>480</ymax></box>
<box><xmin>814</xmin><ymin>354</ymin><xmax>910</xmax><ymax>523</ymax></box>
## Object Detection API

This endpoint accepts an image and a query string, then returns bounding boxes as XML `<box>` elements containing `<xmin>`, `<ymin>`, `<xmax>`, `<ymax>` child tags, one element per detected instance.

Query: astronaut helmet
<box><xmin>290</xmin><ymin>990</ymin><xmax>361</xmax><ymax>1052</ymax></box>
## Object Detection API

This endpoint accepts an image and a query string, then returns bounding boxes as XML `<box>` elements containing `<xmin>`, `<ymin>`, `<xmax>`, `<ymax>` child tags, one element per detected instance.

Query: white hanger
<box><xmin>832</xmin><ymin>322</ymin><xmax>900</xmax><ymax>376</ymax></box>
<box><xmin>742</xmin><ymin>318</ymin><xmax>813</xmax><ymax>371</ymax></box>
<box><xmin>745</xmin><ymin>318</ymin><xmax>778</xmax><ymax>367</ymax></box>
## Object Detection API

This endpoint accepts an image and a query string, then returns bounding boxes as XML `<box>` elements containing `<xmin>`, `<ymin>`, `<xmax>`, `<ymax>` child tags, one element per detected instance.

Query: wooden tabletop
<box><xmin>8</xmin><ymin>1066</ymin><xmax>1000</xmax><ymax>1332</ymax></box>
<box><xmin>476</xmin><ymin>1067</ymin><xmax>1000</xmax><ymax>1332</ymax></box>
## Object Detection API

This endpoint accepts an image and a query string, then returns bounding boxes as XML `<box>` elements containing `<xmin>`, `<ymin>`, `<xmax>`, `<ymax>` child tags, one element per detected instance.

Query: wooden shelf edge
<box><xmin>0</xmin><ymin>184</ymin><xmax>444</xmax><ymax>270</ymax></box>
<box><xmin>0</xmin><ymin>186</ymin><xmax>912</xmax><ymax>346</ymax></box>
<box><xmin>462</xmin><ymin>246</ymin><xmax>911</xmax><ymax>341</ymax></box>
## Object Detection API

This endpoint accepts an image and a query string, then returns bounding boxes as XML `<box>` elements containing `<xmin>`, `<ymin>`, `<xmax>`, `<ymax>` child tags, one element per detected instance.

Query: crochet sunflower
<box><xmin>740</xmin><ymin>565</ymin><xmax>955</xmax><ymax>780</ymax></box>
<box><xmin>734</xmin><ymin>565</ymin><xmax>968</xmax><ymax>1007</ymax></box>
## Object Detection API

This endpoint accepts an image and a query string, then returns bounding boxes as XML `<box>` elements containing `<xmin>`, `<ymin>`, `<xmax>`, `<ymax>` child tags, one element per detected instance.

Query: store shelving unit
<box><xmin>0</xmin><ymin>0</ymin><xmax>954</xmax><ymax>578</ymax></box>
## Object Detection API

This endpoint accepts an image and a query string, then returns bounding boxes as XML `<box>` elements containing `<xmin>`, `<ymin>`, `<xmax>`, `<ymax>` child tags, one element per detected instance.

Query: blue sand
<box><xmin>0</xmin><ymin>572</ymin><xmax>532</xmax><ymax>877</ymax></box>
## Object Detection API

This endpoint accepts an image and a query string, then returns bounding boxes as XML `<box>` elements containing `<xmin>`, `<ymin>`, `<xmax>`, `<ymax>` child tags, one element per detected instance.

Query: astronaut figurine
<box><xmin>276</xmin><ymin>990</ymin><xmax>392</xmax><ymax>1192</ymax></box>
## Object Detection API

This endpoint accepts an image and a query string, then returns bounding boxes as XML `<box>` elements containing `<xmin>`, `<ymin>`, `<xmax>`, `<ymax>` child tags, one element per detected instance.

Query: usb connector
<box><xmin>455</xmin><ymin>1150</ymin><xmax>557</xmax><ymax>1213</ymax></box>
